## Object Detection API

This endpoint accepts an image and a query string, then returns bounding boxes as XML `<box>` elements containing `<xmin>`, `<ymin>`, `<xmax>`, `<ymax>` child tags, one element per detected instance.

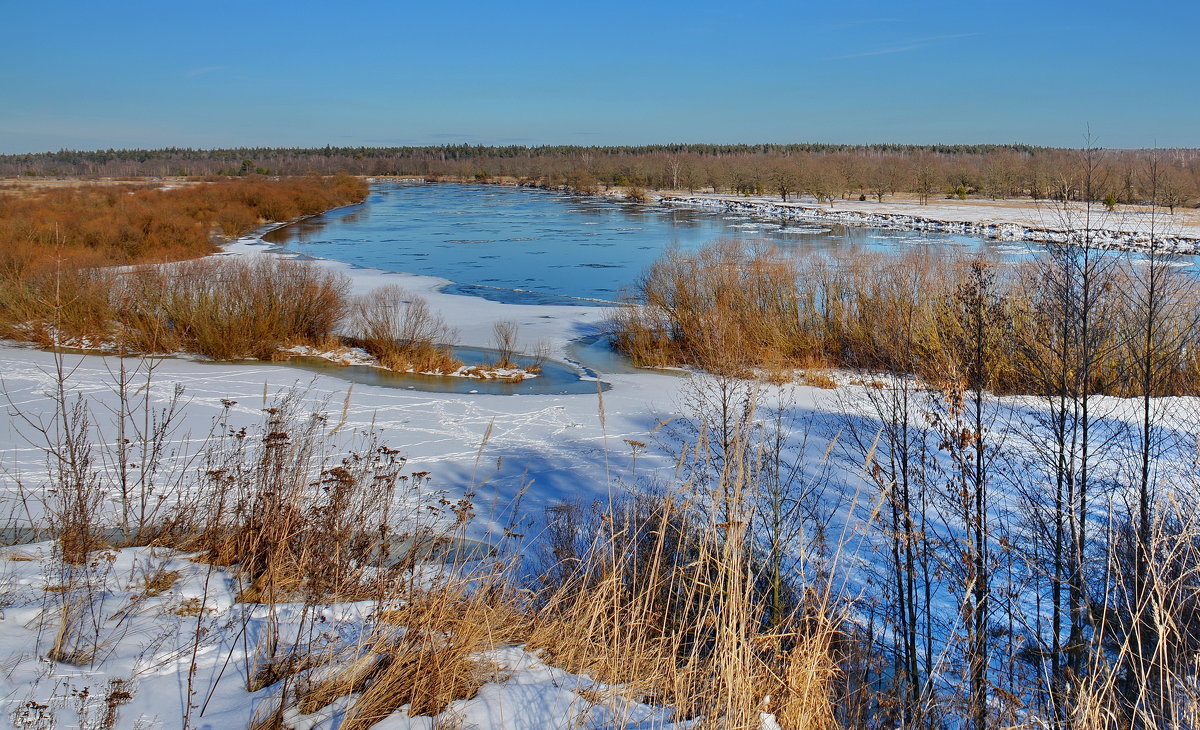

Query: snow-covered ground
<box><xmin>0</xmin><ymin>338</ymin><xmax>690</xmax><ymax>533</ymax></box>
<box><xmin>1</xmin><ymin>215</ymin><xmax>1195</xmax><ymax>729</ymax></box>
<box><xmin>0</xmin><ymin>541</ymin><xmax>692</xmax><ymax>730</ymax></box>
<box><xmin>0</xmin><ymin>228</ymin><xmax>844</xmax><ymax>729</ymax></box>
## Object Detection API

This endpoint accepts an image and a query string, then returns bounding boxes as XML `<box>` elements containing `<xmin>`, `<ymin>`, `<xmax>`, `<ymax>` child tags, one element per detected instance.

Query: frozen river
<box><xmin>263</xmin><ymin>182</ymin><xmax>1006</xmax><ymax>305</ymax></box>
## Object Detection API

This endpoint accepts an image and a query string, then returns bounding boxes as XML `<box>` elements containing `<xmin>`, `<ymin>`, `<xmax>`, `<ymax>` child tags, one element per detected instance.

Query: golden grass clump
<box><xmin>157</xmin><ymin>257</ymin><xmax>350</xmax><ymax>360</ymax></box>
<box><xmin>608</xmin><ymin>240</ymin><xmax>838</xmax><ymax>377</ymax></box>
<box><xmin>329</xmin><ymin>586</ymin><xmax>524</xmax><ymax>728</ymax></box>
<box><xmin>525</xmin><ymin>495</ymin><xmax>844</xmax><ymax>729</ymax></box>
<box><xmin>0</xmin><ymin>256</ymin><xmax>351</xmax><ymax>360</ymax></box>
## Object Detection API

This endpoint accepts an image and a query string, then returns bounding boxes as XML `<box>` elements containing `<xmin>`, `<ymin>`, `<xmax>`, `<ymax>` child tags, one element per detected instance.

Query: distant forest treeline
<box><xmin>3</xmin><ymin>143</ymin><xmax>1200</xmax><ymax>206</ymax></box>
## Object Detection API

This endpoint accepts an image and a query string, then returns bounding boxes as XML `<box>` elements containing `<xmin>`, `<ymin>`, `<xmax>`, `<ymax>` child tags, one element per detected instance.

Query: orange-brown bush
<box><xmin>0</xmin><ymin>257</ymin><xmax>351</xmax><ymax>359</ymax></box>
<box><xmin>0</xmin><ymin>174</ymin><xmax>366</xmax><ymax>268</ymax></box>
<box><xmin>132</xmin><ymin>257</ymin><xmax>351</xmax><ymax>360</ymax></box>
<box><xmin>0</xmin><ymin>264</ymin><xmax>119</xmax><ymax>346</ymax></box>
<box><xmin>609</xmin><ymin>241</ymin><xmax>816</xmax><ymax>377</ymax></box>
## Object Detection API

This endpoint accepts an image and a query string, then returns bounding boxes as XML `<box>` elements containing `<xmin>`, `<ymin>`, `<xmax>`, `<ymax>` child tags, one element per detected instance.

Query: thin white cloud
<box><xmin>831</xmin><ymin>33</ymin><xmax>979</xmax><ymax>60</ymax></box>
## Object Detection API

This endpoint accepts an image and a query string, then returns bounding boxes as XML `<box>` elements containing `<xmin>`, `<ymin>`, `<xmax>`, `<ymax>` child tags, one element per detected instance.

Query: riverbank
<box><xmin>222</xmin><ymin>235</ymin><xmax>610</xmax><ymax>363</ymax></box>
<box><xmin>656</xmin><ymin>192</ymin><xmax>1200</xmax><ymax>254</ymax></box>
<box><xmin>413</xmin><ymin>175</ymin><xmax>1200</xmax><ymax>254</ymax></box>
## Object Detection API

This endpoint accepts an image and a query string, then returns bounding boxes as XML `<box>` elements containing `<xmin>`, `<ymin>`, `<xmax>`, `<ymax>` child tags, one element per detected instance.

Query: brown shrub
<box><xmin>608</xmin><ymin>240</ymin><xmax>819</xmax><ymax>376</ymax></box>
<box><xmin>349</xmin><ymin>285</ymin><xmax>461</xmax><ymax>373</ymax></box>
<box><xmin>161</xmin><ymin>257</ymin><xmax>351</xmax><ymax>360</ymax></box>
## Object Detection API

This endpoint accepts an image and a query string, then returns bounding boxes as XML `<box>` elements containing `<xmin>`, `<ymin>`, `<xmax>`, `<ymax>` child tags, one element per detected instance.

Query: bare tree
<box><xmin>772</xmin><ymin>160</ymin><xmax>802</xmax><ymax>202</ymax></box>
<box><xmin>926</xmin><ymin>259</ymin><xmax>1009</xmax><ymax>730</ymax></box>
<box><xmin>1014</xmin><ymin>136</ymin><xmax>1124</xmax><ymax>720</ymax></box>
<box><xmin>492</xmin><ymin>319</ymin><xmax>519</xmax><ymax>369</ymax></box>
<box><xmin>913</xmin><ymin>156</ymin><xmax>937</xmax><ymax>205</ymax></box>
<box><xmin>1112</xmin><ymin>151</ymin><xmax>1199</xmax><ymax>727</ymax></box>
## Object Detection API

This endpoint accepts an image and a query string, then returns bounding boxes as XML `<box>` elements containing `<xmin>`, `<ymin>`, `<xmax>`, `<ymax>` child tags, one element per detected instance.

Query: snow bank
<box><xmin>660</xmin><ymin>195</ymin><xmax>1200</xmax><ymax>254</ymax></box>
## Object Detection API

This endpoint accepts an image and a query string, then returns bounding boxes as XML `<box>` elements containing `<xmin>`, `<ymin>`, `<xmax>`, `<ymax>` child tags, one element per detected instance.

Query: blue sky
<box><xmin>1</xmin><ymin>0</ymin><xmax>1195</xmax><ymax>153</ymax></box>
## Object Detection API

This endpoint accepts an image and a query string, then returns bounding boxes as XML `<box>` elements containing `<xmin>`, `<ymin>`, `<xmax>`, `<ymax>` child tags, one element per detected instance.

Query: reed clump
<box><xmin>609</xmin><ymin>241</ymin><xmax>815</xmax><ymax>377</ymax></box>
<box><xmin>157</xmin><ymin>257</ymin><xmax>350</xmax><ymax>360</ymax></box>
<box><xmin>2</xmin><ymin>255</ymin><xmax>474</xmax><ymax>368</ymax></box>
<box><xmin>348</xmin><ymin>285</ymin><xmax>462</xmax><ymax>373</ymax></box>
<box><xmin>3</xmin><ymin>257</ymin><xmax>350</xmax><ymax>360</ymax></box>
<box><xmin>608</xmin><ymin>240</ymin><xmax>1200</xmax><ymax>397</ymax></box>
<box><xmin>525</xmin><ymin>487</ymin><xmax>845</xmax><ymax>729</ymax></box>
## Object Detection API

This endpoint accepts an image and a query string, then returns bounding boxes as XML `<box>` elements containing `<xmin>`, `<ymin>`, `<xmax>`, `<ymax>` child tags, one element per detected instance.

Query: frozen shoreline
<box><xmin>427</xmin><ymin>178</ymin><xmax>1200</xmax><ymax>254</ymax></box>
<box><xmin>224</xmin><ymin>227</ymin><xmax>611</xmax><ymax>358</ymax></box>
<box><xmin>656</xmin><ymin>193</ymin><xmax>1200</xmax><ymax>254</ymax></box>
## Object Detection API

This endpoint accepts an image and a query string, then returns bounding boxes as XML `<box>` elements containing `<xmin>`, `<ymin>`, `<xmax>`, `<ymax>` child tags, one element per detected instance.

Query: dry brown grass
<box><xmin>154</xmin><ymin>257</ymin><xmax>350</xmax><ymax>360</ymax></box>
<box><xmin>333</xmin><ymin>585</ymin><xmax>524</xmax><ymax>727</ymax></box>
<box><xmin>0</xmin><ymin>256</ymin><xmax>352</xmax><ymax>360</ymax></box>
<box><xmin>0</xmin><ymin>174</ymin><xmax>365</xmax><ymax>267</ymax></box>
<box><xmin>609</xmin><ymin>240</ymin><xmax>1200</xmax><ymax>397</ymax></box>
<box><xmin>0</xmin><ymin>175</ymin><xmax>367</xmax><ymax>354</ymax></box>
<box><xmin>525</xmin><ymin>488</ymin><xmax>845</xmax><ymax>730</ymax></box>
<box><xmin>251</xmin><ymin>486</ymin><xmax>847</xmax><ymax>730</ymax></box>
<box><xmin>798</xmin><ymin>371</ymin><xmax>838</xmax><ymax>389</ymax></box>
<box><xmin>139</xmin><ymin>567</ymin><xmax>181</xmax><ymax>597</ymax></box>
<box><xmin>246</xmin><ymin>575</ymin><xmax>525</xmax><ymax>730</ymax></box>
<box><xmin>608</xmin><ymin>240</ymin><xmax>817</xmax><ymax>377</ymax></box>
